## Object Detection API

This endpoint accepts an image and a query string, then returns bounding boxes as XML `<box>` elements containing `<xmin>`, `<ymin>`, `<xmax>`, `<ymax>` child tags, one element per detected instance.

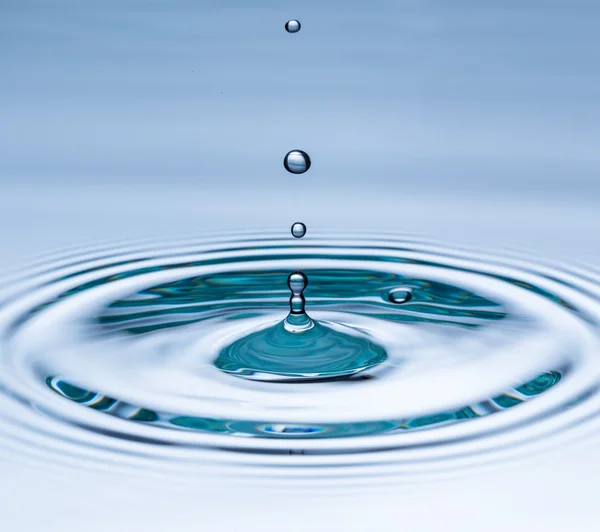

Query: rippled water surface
<box><xmin>3</xmin><ymin>199</ymin><xmax>600</xmax><ymax>532</ymax></box>
<box><xmin>2</xmin><ymin>230</ymin><xmax>600</xmax><ymax>483</ymax></box>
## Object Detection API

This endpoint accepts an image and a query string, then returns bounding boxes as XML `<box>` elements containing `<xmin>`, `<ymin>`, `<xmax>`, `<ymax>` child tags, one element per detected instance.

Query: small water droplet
<box><xmin>285</xmin><ymin>20</ymin><xmax>301</xmax><ymax>33</ymax></box>
<box><xmin>284</xmin><ymin>150</ymin><xmax>311</xmax><ymax>174</ymax></box>
<box><xmin>291</xmin><ymin>222</ymin><xmax>307</xmax><ymax>238</ymax></box>
<box><xmin>388</xmin><ymin>288</ymin><xmax>412</xmax><ymax>304</ymax></box>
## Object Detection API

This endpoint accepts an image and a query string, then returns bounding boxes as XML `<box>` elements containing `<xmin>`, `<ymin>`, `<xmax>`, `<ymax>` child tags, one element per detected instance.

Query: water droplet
<box><xmin>388</xmin><ymin>288</ymin><xmax>412</xmax><ymax>304</ymax></box>
<box><xmin>291</xmin><ymin>222</ymin><xmax>307</xmax><ymax>238</ymax></box>
<box><xmin>288</xmin><ymin>271</ymin><xmax>307</xmax><ymax>314</ymax></box>
<box><xmin>284</xmin><ymin>271</ymin><xmax>312</xmax><ymax>332</ymax></box>
<box><xmin>285</xmin><ymin>20</ymin><xmax>301</xmax><ymax>33</ymax></box>
<box><xmin>284</xmin><ymin>150</ymin><xmax>311</xmax><ymax>174</ymax></box>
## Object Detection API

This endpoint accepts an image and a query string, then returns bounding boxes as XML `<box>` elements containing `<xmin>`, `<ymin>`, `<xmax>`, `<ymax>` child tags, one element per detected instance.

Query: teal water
<box><xmin>97</xmin><ymin>268</ymin><xmax>506</xmax><ymax>335</ymax></box>
<box><xmin>215</xmin><ymin>317</ymin><xmax>388</xmax><ymax>381</ymax></box>
<box><xmin>215</xmin><ymin>270</ymin><xmax>389</xmax><ymax>381</ymax></box>
<box><xmin>47</xmin><ymin>371</ymin><xmax>561</xmax><ymax>439</ymax></box>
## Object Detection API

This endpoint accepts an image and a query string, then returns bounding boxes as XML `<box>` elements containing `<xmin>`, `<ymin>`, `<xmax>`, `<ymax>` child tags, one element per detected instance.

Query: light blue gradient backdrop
<box><xmin>2</xmin><ymin>0</ymin><xmax>599</xmax><ymax>198</ymax></box>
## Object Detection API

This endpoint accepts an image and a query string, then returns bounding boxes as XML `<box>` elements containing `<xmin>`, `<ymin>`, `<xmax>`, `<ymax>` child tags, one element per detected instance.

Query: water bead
<box><xmin>288</xmin><ymin>271</ymin><xmax>307</xmax><ymax>298</ymax></box>
<box><xmin>388</xmin><ymin>288</ymin><xmax>412</xmax><ymax>304</ymax></box>
<box><xmin>285</xmin><ymin>20</ymin><xmax>301</xmax><ymax>33</ymax></box>
<box><xmin>291</xmin><ymin>222</ymin><xmax>307</xmax><ymax>238</ymax></box>
<box><xmin>284</xmin><ymin>150</ymin><xmax>311</xmax><ymax>174</ymax></box>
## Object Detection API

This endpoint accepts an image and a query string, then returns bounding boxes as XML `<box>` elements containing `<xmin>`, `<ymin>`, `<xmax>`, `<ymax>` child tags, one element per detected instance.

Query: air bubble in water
<box><xmin>285</xmin><ymin>20</ymin><xmax>301</xmax><ymax>33</ymax></box>
<box><xmin>388</xmin><ymin>288</ymin><xmax>412</xmax><ymax>304</ymax></box>
<box><xmin>284</xmin><ymin>150</ymin><xmax>311</xmax><ymax>174</ymax></box>
<box><xmin>291</xmin><ymin>222</ymin><xmax>307</xmax><ymax>238</ymax></box>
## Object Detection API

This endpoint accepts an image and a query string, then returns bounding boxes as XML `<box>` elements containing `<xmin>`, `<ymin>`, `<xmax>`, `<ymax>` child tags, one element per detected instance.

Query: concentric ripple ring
<box><xmin>1</xmin><ymin>231</ymin><xmax>600</xmax><ymax>485</ymax></box>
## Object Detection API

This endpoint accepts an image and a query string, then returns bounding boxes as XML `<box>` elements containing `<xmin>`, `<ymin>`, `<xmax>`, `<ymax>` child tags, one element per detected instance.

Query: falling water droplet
<box><xmin>284</xmin><ymin>150</ymin><xmax>311</xmax><ymax>174</ymax></box>
<box><xmin>285</xmin><ymin>20</ymin><xmax>301</xmax><ymax>33</ymax></box>
<box><xmin>291</xmin><ymin>222</ymin><xmax>307</xmax><ymax>239</ymax></box>
<box><xmin>388</xmin><ymin>288</ymin><xmax>412</xmax><ymax>304</ymax></box>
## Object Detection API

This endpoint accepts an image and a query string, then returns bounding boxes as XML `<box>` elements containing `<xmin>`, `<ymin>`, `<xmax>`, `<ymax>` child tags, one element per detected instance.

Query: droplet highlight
<box><xmin>284</xmin><ymin>150</ymin><xmax>311</xmax><ymax>175</ymax></box>
<box><xmin>388</xmin><ymin>288</ymin><xmax>412</xmax><ymax>304</ymax></box>
<box><xmin>285</xmin><ymin>20</ymin><xmax>301</xmax><ymax>33</ymax></box>
<box><xmin>291</xmin><ymin>222</ymin><xmax>307</xmax><ymax>239</ymax></box>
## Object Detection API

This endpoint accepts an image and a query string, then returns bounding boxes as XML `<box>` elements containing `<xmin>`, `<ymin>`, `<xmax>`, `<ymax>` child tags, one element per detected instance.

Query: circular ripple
<box><xmin>1</xmin><ymin>231</ymin><xmax>600</xmax><ymax>485</ymax></box>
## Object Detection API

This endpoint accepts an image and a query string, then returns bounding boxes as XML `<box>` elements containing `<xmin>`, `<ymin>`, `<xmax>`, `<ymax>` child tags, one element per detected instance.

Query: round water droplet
<box><xmin>285</xmin><ymin>20</ymin><xmax>301</xmax><ymax>33</ymax></box>
<box><xmin>389</xmin><ymin>288</ymin><xmax>412</xmax><ymax>304</ymax></box>
<box><xmin>284</xmin><ymin>150</ymin><xmax>311</xmax><ymax>174</ymax></box>
<box><xmin>291</xmin><ymin>222</ymin><xmax>307</xmax><ymax>239</ymax></box>
<box><xmin>288</xmin><ymin>271</ymin><xmax>307</xmax><ymax>295</ymax></box>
